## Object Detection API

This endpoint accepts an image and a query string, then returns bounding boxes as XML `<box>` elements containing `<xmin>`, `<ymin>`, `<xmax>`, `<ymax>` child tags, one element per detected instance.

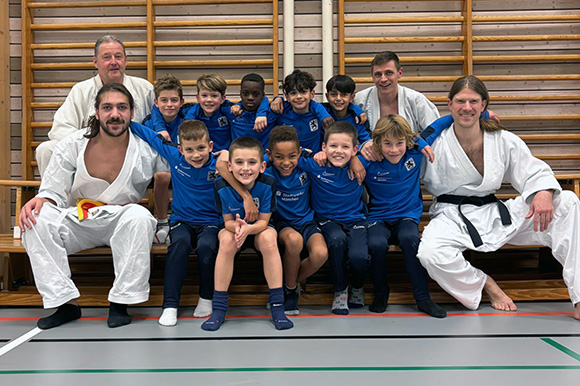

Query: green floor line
<box><xmin>542</xmin><ymin>338</ymin><xmax>580</xmax><ymax>362</ymax></box>
<box><xmin>2</xmin><ymin>365</ymin><xmax>580</xmax><ymax>375</ymax></box>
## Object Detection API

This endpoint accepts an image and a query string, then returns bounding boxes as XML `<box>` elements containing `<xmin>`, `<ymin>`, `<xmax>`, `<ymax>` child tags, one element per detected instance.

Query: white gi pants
<box><xmin>418</xmin><ymin>191</ymin><xmax>580</xmax><ymax>310</ymax></box>
<box><xmin>22</xmin><ymin>202</ymin><xmax>156</xmax><ymax>309</ymax></box>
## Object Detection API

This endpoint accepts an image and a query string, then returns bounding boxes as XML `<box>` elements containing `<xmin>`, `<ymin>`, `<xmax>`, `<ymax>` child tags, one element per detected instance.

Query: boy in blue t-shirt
<box><xmin>273</xmin><ymin>70</ymin><xmax>333</xmax><ymax>153</ymax></box>
<box><xmin>203</xmin><ymin>137</ymin><xmax>294</xmax><ymax>331</ymax></box>
<box><xmin>131</xmin><ymin>120</ymin><xmax>244</xmax><ymax>326</ymax></box>
<box><xmin>264</xmin><ymin>126</ymin><xmax>328</xmax><ymax>315</ymax></box>
<box><xmin>324</xmin><ymin>75</ymin><xmax>372</xmax><ymax>146</ymax></box>
<box><xmin>298</xmin><ymin>121</ymin><xmax>368</xmax><ymax>315</ymax></box>
<box><xmin>141</xmin><ymin>75</ymin><xmax>187</xmax><ymax>244</ymax></box>
<box><xmin>362</xmin><ymin>114</ymin><xmax>452</xmax><ymax>318</ymax></box>
<box><xmin>227</xmin><ymin>73</ymin><xmax>278</xmax><ymax>150</ymax></box>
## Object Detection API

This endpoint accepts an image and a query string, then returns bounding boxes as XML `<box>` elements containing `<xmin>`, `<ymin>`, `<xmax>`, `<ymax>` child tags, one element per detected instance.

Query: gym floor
<box><xmin>1</xmin><ymin>301</ymin><xmax>579</xmax><ymax>385</ymax></box>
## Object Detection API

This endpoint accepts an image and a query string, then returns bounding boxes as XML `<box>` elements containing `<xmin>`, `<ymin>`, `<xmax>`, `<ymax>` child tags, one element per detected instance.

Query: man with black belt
<box><xmin>417</xmin><ymin>76</ymin><xmax>580</xmax><ymax>320</ymax></box>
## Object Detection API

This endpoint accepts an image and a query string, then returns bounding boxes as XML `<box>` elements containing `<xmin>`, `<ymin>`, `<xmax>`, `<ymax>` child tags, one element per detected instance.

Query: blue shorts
<box><xmin>275</xmin><ymin>220</ymin><xmax>322</xmax><ymax>251</ymax></box>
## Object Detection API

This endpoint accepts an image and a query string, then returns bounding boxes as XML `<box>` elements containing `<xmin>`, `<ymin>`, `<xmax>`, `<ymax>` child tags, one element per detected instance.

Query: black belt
<box><xmin>436</xmin><ymin>194</ymin><xmax>512</xmax><ymax>248</ymax></box>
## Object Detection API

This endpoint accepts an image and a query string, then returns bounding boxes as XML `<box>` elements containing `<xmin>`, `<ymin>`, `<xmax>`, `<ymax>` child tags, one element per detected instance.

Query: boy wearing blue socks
<box><xmin>203</xmin><ymin>137</ymin><xmax>294</xmax><ymax>331</ymax></box>
<box><xmin>131</xmin><ymin>120</ymin><xmax>253</xmax><ymax>325</ymax></box>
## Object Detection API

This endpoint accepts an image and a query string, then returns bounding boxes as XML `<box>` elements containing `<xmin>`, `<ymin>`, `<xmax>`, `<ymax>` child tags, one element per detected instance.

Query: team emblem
<box><xmin>218</xmin><ymin>116</ymin><xmax>228</xmax><ymax>127</ymax></box>
<box><xmin>309</xmin><ymin>119</ymin><xmax>318</xmax><ymax>132</ymax></box>
<box><xmin>207</xmin><ymin>171</ymin><xmax>218</xmax><ymax>181</ymax></box>
<box><xmin>253</xmin><ymin>197</ymin><xmax>260</xmax><ymax>209</ymax></box>
<box><xmin>405</xmin><ymin>158</ymin><xmax>416</xmax><ymax>171</ymax></box>
<box><xmin>299</xmin><ymin>172</ymin><xmax>307</xmax><ymax>185</ymax></box>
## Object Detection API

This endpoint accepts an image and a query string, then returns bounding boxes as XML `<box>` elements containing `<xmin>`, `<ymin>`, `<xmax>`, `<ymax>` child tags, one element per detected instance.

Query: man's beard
<box><xmin>99</xmin><ymin>118</ymin><xmax>129</xmax><ymax>137</ymax></box>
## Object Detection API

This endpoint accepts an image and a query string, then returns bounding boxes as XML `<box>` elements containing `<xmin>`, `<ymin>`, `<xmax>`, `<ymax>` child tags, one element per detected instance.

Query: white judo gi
<box><xmin>354</xmin><ymin>85</ymin><xmax>440</xmax><ymax>132</ymax></box>
<box><xmin>23</xmin><ymin>130</ymin><xmax>167</xmax><ymax>309</ymax></box>
<box><xmin>417</xmin><ymin>126</ymin><xmax>580</xmax><ymax>309</ymax></box>
<box><xmin>36</xmin><ymin>74</ymin><xmax>154</xmax><ymax>175</ymax></box>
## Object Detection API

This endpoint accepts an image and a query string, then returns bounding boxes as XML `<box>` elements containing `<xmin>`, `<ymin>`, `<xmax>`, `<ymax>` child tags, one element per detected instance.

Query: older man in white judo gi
<box><xmin>417</xmin><ymin>75</ymin><xmax>580</xmax><ymax>320</ymax></box>
<box><xmin>20</xmin><ymin>83</ymin><xmax>167</xmax><ymax>329</ymax></box>
<box><xmin>35</xmin><ymin>35</ymin><xmax>154</xmax><ymax>176</ymax></box>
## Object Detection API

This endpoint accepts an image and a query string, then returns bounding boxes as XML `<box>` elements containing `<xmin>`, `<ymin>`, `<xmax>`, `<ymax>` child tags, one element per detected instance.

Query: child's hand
<box><xmin>242</xmin><ymin>195</ymin><xmax>259</xmax><ymax>223</ymax></box>
<box><xmin>356</xmin><ymin>112</ymin><xmax>368</xmax><ymax>125</ymax></box>
<box><xmin>270</xmin><ymin>97</ymin><xmax>284</xmax><ymax>114</ymax></box>
<box><xmin>158</xmin><ymin>130</ymin><xmax>171</xmax><ymax>142</ymax></box>
<box><xmin>348</xmin><ymin>156</ymin><xmax>366</xmax><ymax>185</ymax></box>
<box><xmin>322</xmin><ymin>116</ymin><xmax>334</xmax><ymax>130</ymax></box>
<box><xmin>253</xmin><ymin>116</ymin><xmax>268</xmax><ymax>132</ymax></box>
<box><xmin>488</xmin><ymin>109</ymin><xmax>500</xmax><ymax>123</ymax></box>
<box><xmin>234</xmin><ymin>214</ymin><xmax>250</xmax><ymax>249</ymax></box>
<box><xmin>231</xmin><ymin>105</ymin><xmax>243</xmax><ymax>116</ymax></box>
<box><xmin>421</xmin><ymin>145</ymin><xmax>435</xmax><ymax>163</ymax></box>
<box><xmin>360</xmin><ymin>141</ymin><xmax>383</xmax><ymax>162</ymax></box>
<box><xmin>313</xmin><ymin>151</ymin><xmax>327</xmax><ymax>167</ymax></box>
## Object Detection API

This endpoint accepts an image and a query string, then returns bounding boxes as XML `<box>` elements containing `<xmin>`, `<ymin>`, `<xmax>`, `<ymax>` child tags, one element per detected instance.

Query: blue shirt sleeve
<box><xmin>130</xmin><ymin>121</ymin><xmax>179</xmax><ymax>161</ymax></box>
<box><xmin>420</xmin><ymin>114</ymin><xmax>454</xmax><ymax>145</ymax></box>
<box><xmin>310</xmin><ymin>100</ymin><xmax>331</xmax><ymax>121</ymax></box>
<box><xmin>256</xmin><ymin>96</ymin><xmax>271</xmax><ymax>118</ymax></box>
<box><xmin>347</xmin><ymin>102</ymin><xmax>365</xmax><ymax>117</ymax></box>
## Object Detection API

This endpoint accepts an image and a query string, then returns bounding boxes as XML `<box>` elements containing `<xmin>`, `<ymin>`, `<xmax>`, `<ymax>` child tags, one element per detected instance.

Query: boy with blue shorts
<box><xmin>362</xmin><ymin>114</ymin><xmax>451</xmax><ymax>318</ymax></box>
<box><xmin>131</xmin><ymin>120</ymin><xmax>249</xmax><ymax>325</ymax></box>
<box><xmin>203</xmin><ymin>137</ymin><xmax>294</xmax><ymax>331</ymax></box>
<box><xmin>265</xmin><ymin>126</ymin><xmax>328</xmax><ymax>314</ymax></box>
<box><xmin>298</xmin><ymin>121</ymin><xmax>368</xmax><ymax>315</ymax></box>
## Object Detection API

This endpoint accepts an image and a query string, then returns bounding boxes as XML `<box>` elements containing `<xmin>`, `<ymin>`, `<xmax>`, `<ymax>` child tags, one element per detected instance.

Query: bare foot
<box><xmin>484</xmin><ymin>276</ymin><xmax>517</xmax><ymax>311</ymax></box>
<box><xmin>574</xmin><ymin>303</ymin><xmax>580</xmax><ymax>321</ymax></box>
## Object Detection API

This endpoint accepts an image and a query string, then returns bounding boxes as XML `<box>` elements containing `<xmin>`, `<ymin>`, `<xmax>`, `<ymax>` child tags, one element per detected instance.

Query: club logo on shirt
<box><xmin>299</xmin><ymin>172</ymin><xmax>308</xmax><ymax>185</ymax></box>
<box><xmin>405</xmin><ymin>158</ymin><xmax>416</xmax><ymax>171</ymax></box>
<box><xmin>218</xmin><ymin>116</ymin><xmax>229</xmax><ymax>127</ymax></box>
<box><xmin>253</xmin><ymin>197</ymin><xmax>260</xmax><ymax>209</ymax></box>
<box><xmin>309</xmin><ymin>119</ymin><xmax>319</xmax><ymax>132</ymax></box>
<box><xmin>207</xmin><ymin>171</ymin><xmax>218</xmax><ymax>181</ymax></box>
<box><xmin>276</xmin><ymin>191</ymin><xmax>282</xmax><ymax>196</ymax></box>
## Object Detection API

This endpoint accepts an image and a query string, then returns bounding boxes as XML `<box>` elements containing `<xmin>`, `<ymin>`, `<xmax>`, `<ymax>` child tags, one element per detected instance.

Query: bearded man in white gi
<box><xmin>20</xmin><ymin>83</ymin><xmax>167</xmax><ymax>329</ymax></box>
<box><xmin>417</xmin><ymin>75</ymin><xmax>580</xmax><ymax>321</ymax></box>
<box><xmin>35</xmin><ymin>35</ymin><xmax>154</xmax><ymax>176</ymax></box>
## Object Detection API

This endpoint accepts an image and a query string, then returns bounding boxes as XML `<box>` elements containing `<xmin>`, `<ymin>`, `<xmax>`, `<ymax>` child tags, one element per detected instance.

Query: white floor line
<box><xmin>0</xmin><ymin>327</ymin><xmax>42</xmax><ymax>357</ymax></box>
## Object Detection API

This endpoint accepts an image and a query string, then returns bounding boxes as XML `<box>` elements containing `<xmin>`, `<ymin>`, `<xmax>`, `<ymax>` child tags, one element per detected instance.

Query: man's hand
<box><xmin>254</xmin><ymin>116</ymin><xmax>268</xmax><ymax>132</ymax></box>
<box><xmin>421</xmin><ymin>145</ymin><xmax>435</xmax><ymax>163</ymax></box>
<box><xmin>19</xmin><ymin>197</ymin><xmax>51</xmax><ymax>232</ymax></box>
<box><xmin>322</xmin><ymin>116</ymin><xmax>334</xmax><ymax>130</ymax></box>
<box><xmin>525</xmin><ymin>190</ymin><xmax>554</xmax><ymax>232</ymax></box>
<box><xmin>270</xmin><ymin>97</ymin><xmax>284</xmax><ymax>114</ymax></box>
<box><xmin>158</xmin><ymin>130</ymin><xmax>171</xmax><ymax>142</ymax></box>
<box><xmin>313</xmin><ymin>151</ymin><xmax>328</xmax><ymax>167</ymax></box>
<box><xmin>242</xmin><ymin>195</ymin><xmax>259</xmax><ymax>223</ymax></box>
<box><xmin>231</xmin><ymin>105</ymin><xmax>242</xmax><ymax>116</ymax></box>
<box><xmin>360</xmin><ymin>141</ymin><xmax>383</xmax><ymax>162</ymax></box>
<box><xmin>234</xmin><ymin>214</ymin><xmax>250</xmax><ymax>249</ymax></box>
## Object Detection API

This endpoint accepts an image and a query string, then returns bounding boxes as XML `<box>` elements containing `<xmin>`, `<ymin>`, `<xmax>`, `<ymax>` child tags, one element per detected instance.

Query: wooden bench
<box><xmin>1</xmin><ymin>172</ymin><xmax>578</xmax><ymax>307</ymax></box>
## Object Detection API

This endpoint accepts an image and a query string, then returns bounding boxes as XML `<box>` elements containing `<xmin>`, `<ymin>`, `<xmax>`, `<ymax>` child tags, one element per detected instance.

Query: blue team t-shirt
<box><xmin>275</xmin><ymin>100</ymin><xmax>331</xmax><ymax>153</ymax></box>
<box><xmin>130</xmin><ymin>121</ymin><xmax>221</xmax><ymax>225</ymax></box>
<box><xmin>298</xmin><ymin>157</ymin><xmax>365</xmax><ymax>223</ymax></box>
<box><xmin>214</xmin><ymin>173</ymin><xmax>277</xmax><ymax>221</ymax></box>
<box><xmin>264</xmin><ymin>164</ymin><xmax>314</xmax><ymax>227</ymax></box>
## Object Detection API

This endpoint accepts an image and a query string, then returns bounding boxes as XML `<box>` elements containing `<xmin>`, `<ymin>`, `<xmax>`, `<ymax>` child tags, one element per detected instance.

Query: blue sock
<box><xmin>269</xmin><ymin>287</ymin><xmax>294</xmax><ymax>330</ymax></box>
<box><xmin>201</xmin><ymin>290</ymin><xmax>228</xmax><ymax>331</ymax></box>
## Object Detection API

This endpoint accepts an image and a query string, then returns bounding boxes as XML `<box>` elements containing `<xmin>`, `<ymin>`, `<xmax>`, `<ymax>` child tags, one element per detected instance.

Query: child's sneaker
<box><xmin>284</xmin><ymin>286</ymin><xmax>300</xmax><ymax>315</ymax></box>
<box><xmin>154</xmin><ymin>221</ymin><xmax>170</xmax><ymax>244</ymax></box>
